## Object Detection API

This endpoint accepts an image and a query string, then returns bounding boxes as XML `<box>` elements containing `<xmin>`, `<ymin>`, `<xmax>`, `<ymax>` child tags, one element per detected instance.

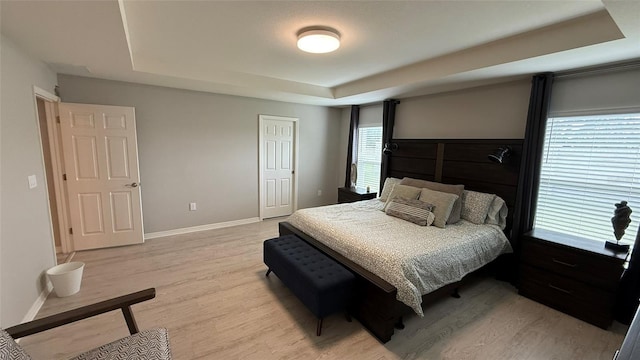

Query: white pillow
<box><xmin>485</xmin><ymin>196</ymin><xmax>508</xmax><ymax>230</ymax></box>
<box><xmin>379</xmin><ymin>177</ymin><xmax>401</xmax><ymax>202</ymax></box>
<box><xmin>461</xmin><ymin>190</ymin><xmax>496</xmax><ymax>224</ymax></box>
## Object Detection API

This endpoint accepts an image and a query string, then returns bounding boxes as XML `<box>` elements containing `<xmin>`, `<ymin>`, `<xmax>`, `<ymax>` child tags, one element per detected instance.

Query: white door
<box><xmin>59</xmin><ymin>103</ymin><xmax>143</xmax><ymax>250</ymax></box>
<box><xmin>259</xmin><ymin>115</ymin><xmax>297</xmax><ymax>219</ymax></box>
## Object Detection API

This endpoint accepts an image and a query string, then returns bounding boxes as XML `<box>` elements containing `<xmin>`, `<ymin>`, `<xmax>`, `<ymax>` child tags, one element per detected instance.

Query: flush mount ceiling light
<box><xmin>297</xmin><ymin>27</ymin><xmax>340</xmax><ymax>54</ymax></box>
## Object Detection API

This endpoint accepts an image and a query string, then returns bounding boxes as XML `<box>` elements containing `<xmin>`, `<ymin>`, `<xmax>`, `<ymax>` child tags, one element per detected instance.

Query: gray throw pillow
<box><xmin>418</xmin><ymin>188</ymin><xmax>459</xmax><ymax>228</ymax></box>
<box><xmin>384</xmin><ymin>184</ymin><xmax>422</xmax><ymax>210</ymax></box>
<box><xmin>400</xmin><ymin>178</ymin><xmax>464</xmax><ymax>224</ymax></box>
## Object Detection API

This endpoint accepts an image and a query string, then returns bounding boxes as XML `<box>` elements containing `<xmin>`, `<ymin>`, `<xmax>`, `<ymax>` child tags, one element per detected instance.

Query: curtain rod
<box><xmin>555</xmin><ymin>59</ymin><xmax>640</xmax><ymax>79</ymax></box>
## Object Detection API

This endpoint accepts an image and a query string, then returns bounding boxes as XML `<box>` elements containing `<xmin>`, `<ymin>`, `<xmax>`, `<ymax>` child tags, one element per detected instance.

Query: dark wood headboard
<box><xmin>387</xmin><ymin>139</ymin><xmax>523</xmax><ymax>238</ymax></box>
<box><xmin>280</xmin><ymin>138</ymin><xmax>524</xmax><ymax>342</ymax></box>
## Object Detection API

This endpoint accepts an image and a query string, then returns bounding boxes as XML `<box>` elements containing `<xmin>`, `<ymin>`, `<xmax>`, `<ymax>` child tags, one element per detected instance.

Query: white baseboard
<box><xmin>21</xmin><ymin>281</ymin><xmax>53</xmax><ymax>324</ymax></box>
<box><xmin>144</xmin><ymin>217</ymin><xmax>261</xmax><ymax>240</ymax></box>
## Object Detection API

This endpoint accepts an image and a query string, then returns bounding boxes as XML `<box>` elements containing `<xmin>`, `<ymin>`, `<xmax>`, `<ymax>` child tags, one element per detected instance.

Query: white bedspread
<box><xmin>287</xmin><ymin>199</ymin><xmax>512</xmax><ymax>316</ymax></box>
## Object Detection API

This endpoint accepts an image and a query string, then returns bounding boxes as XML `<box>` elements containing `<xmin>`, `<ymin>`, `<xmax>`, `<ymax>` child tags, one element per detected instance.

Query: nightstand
<box><xmin>519</xmin><ymin>228</ymin><xmax>628</xmax><ymax>328</ymax></box>
<box><xmin>338</xmin><ymin>187</ymin><xmax>377</xmax><ymax>204</ymax></box>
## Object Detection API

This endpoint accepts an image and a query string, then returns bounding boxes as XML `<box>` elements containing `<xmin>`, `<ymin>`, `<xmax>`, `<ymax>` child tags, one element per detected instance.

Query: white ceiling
<box><xmin>2</xmin><ymin>1</ymin><xmax>639</xmax><ymax>106</ymax></box>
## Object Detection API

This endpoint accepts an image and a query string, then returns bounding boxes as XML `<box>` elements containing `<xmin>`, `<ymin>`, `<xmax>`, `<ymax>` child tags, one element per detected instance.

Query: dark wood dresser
<box><xmin>519</xmin><ymin>228</ymin><xmax>628</xmax><ymax>328</ymax></box>
<box><xmin>338</xmin><ymin>187</ymin><xmax>377</xmax><ymax>203</ymax></box>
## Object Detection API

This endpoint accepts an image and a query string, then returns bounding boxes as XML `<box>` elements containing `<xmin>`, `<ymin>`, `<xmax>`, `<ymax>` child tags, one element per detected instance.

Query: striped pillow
<box><xmin>385</xmin><ymin>198</ymin><xmax>435</xmax><ymax>226</ymax></box>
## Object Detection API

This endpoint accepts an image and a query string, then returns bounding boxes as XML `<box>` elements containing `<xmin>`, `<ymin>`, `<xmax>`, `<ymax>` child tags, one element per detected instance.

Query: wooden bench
<box><xmin>263</xmin><ymin>234</ymin><xmax>355</xmax><ymax>336</ymax></box>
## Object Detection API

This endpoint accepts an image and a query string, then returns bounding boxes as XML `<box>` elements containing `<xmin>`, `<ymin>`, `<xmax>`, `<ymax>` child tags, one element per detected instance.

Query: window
<box><xmin>534</xmin><ymin>113</ymin><xmax>640</xmax><ymax>245</ymax></box>
<box><xmin>355</xmin><ymin>126</ymin><xmax>382</xmax><ymax>193</ymax></box>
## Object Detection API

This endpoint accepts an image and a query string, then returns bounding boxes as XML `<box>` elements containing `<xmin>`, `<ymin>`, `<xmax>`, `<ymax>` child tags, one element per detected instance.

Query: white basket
<box><xmin>46</xmin><ymin>262</ymin><xmax>85</xmax><ymax>297</ymax></box>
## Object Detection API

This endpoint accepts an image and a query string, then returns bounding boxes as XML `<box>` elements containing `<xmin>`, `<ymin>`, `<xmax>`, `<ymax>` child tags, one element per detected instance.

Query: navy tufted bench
<box><xmin>263</xmin><ymin>234</ymin><xmax>355</xmax><ymax>336</ymax></box>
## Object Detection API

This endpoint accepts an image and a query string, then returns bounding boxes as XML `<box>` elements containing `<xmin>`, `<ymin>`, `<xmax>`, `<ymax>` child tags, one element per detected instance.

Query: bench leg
<box><xmin>316</xmin><ymin>318</ymin><xmax>323</xmax><ymax>336</ymax></box>
<box><xmin>265</xmin><ymin>269</ymin><xmax>272</xmax><ymax>277</ymax></box>
<box><xmin>394</xmin><ymin>316</ymin><xmax>405</xmax><ymax>330</ymax></box>
<box><xmin>451</xmin><ymin>287</ymin><xmax>461</xmax><ymax>298</ymax></box>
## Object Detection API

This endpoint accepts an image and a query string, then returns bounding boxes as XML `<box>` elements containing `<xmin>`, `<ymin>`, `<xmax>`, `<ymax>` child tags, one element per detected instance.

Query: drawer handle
<box><xmin>548</xmin><ymin>283</ymin><xmax>572</xmax><ymax>295</ymax></box>
<box><xmin>552</xmin><ymin>258</ymin><xmax>577</xmax><ymax>268</ymax></box>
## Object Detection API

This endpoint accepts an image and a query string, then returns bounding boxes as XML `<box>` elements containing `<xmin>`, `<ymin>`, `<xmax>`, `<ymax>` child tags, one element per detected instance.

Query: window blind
<box><xmin>359</xmin><ymin>104</ymin><xmax>383</xmax><ymax>127</ymax></box>
<box><xmin>356</xmin><ymin>126</ymin><xmax>382</xmax><ymax>193</ymax></box>
<box><xmin>550</xmin><ymin>65</ymin><xmax>640</xmax><ymax>117</ymax></box>
<box><xmin>534</xmin><ymin>113</ymin><xmax>640</xmax><ymax>246</ymax></box>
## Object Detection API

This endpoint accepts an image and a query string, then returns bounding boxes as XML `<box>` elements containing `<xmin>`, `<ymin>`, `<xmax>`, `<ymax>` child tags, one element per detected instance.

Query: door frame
<box><xmin>32</xmin><ymin>86</ymin><xmax>73</xmax><ymax>258</ymax></box>
<box><xmin>258</xmin><ymin>115</ymin><xmax>299</xmax><ymax>220</ymax></box>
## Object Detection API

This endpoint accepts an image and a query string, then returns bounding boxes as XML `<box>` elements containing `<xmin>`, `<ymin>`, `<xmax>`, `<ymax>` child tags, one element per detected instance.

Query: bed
<box><xmin>287</xmin><ymin>198</ymin><xmax>511</xmax><ymax>315</ymax></box>
<box><xmin>279</xmin><ymin>139</ymin><xmax>523</xmax><ymax>342</ymax></box>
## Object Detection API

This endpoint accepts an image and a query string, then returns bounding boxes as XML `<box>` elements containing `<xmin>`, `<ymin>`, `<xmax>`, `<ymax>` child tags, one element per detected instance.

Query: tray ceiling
<box><xmin>2</xmin><ymin>1</ymin><xmax>638</xmax><ymax>106</ymax></box>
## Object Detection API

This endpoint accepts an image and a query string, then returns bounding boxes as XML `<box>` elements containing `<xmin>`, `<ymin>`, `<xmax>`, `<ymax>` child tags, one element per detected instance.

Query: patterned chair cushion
<box><xmin>0</xmin><ymin>329</ymin><xmax>32</xmax><ymax>360</ymax></box>
<box><xmin>70</xmin><ymin>328</ymin><xmax>172</xmax><ymax>360</ymax></box>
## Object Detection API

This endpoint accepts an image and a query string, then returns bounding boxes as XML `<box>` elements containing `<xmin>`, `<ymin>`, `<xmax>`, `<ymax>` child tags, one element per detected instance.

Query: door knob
<box><xmin>126</xmin><ymin>182</ymin><xmax>139</xmax><ymax>188</ymax></box>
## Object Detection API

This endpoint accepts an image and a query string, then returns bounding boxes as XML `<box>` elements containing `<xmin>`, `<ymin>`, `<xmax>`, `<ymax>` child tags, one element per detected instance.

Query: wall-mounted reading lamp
<box><xmin>488</xmin><ymin>146</ymin><xmax>512</xmax><ymax>164</ymax></box>
<box><xmin>383</xmin><ymin>143</ymin><xmax>398</xmax><ymax>155</ymax></box>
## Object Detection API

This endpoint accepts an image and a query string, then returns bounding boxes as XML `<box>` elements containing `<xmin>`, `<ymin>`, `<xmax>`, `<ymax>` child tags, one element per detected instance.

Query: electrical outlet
<box><xmin>189</xmin><ymin>202</ymin><xmax>197</xmax><ymax>211</ymax></box>
<box><xmin>28</xmin><ymin>175</ymin><xmax>37</xmax><ymax>189</ymax></box>
<box><xmin>317</xmin><ymin>189</ymin><xmax>322</xmax><ymax>197</ymax></box>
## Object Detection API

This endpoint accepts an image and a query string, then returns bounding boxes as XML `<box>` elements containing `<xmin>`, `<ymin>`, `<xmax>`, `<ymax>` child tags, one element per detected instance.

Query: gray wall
<box><xmin>394</xmin><ymin>79</ymin><xmax>531</xmax><ymax>139</ymax></box>
<box><xmin>57</xmin><ymin>75</ymin><xmax>343</xmax><ymax>233</ymax></box>
<box><xmin>1</xmin><ymin>35</ymin><xmax>58</xmax><ymax>326</ymax></box>
<box><xmin>336</xmin><ymin>80</ymin><xmax>532</xmax><ymax>189</ymax></box>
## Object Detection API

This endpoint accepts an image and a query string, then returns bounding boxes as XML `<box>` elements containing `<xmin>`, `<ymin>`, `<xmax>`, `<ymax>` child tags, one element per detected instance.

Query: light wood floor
<box><xmin>22</xmin><ymin>219</ymin><xmax>627</xmax><ymax>359</ymax></box>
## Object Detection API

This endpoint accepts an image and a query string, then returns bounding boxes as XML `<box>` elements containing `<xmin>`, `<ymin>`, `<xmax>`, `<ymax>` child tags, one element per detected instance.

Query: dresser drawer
<box><xmin>519</xmin><ymin>265</ymin><xmax>616</xmax><ymax>328</ymax></box>
<box><xmin>521</xmin><ymin>238</ymin><xmax>623</xmax><ymax>291</ymax></box>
